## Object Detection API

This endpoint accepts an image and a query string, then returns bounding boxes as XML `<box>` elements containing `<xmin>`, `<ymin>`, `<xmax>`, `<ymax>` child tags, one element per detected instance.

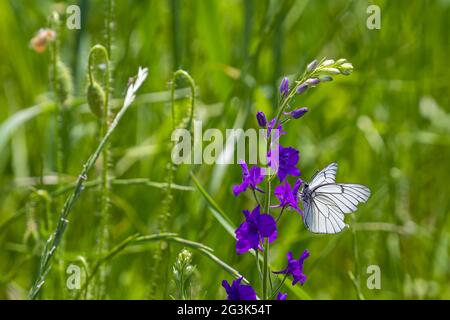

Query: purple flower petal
<box><xmin>232</xmin><ymin>161</ymin><xmax>264</xmax><ymax>196</ymax></box>
<box><xmin>222</xmin><ymin>277</ymin><xmax>257</xmax><ymax>300</ymax></box>
<box><xmin>277</xmin><ymin>292</ymin><xmax>288</xmax><ymax>300</ymax></box>
<box><xmin>274</xmin><ymin>250</ymin><xmax>310</xmax><ymax>286</ymax></box>
<box><xmin>235</xmin><ymin>205</ymin><xmax>278</xmax><ymax>254</ymax></box>
<box><xmin>277</xmin><ymin>146</ymin><xmax>300</xmax><ymax>182</ymax></box>
<box><xmin>257</xmin><ymin>214</ymin><xmax>277</xmax><ymax>239</ymax></box>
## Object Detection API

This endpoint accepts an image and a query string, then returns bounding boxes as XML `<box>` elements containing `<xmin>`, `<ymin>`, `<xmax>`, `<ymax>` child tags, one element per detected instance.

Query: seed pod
<box><xmin>87</xmin><ymin>81</ymin><xmax>105</xmax><ymax>118</ymax></box>
<box><xmin>55</xmin><ymin>60</ymin><xmax>73</xmax><ymax>105</ymax></box>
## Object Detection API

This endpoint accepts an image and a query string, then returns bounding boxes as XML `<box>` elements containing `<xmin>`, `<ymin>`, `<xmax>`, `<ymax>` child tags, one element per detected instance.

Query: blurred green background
<box><xmin>0</xmin><ymin>0</ymin><xmax>449</xmax><ymax>300</ymax></box>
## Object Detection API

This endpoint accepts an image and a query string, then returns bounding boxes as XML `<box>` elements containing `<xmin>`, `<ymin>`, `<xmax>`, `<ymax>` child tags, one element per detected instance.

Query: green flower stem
<box><xmin>171</xmin><ymin>69</ymin><xmax>196</xmax><ymax>131</ymax></box>
<box><xmin>49</xmin><ymin>11</ymin><xmax>66</xmax><ymax>300</ymax></box>
<box><xmin>260</xmin><ymin>61</ymin><xmax>324</xmax><ymax>299</ymax></box>
<box><xmin>149</xmin><ymin>69</ymin><xmax>196</xmax><ymax>298</ymax></box>
<box><xmin>269</xmin><ymin>273</ymin><xmax>288</xmax><ymax>299</ymax></box>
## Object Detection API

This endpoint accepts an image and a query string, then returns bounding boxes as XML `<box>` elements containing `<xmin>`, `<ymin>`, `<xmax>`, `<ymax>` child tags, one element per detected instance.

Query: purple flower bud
<box><xmin>318</xmin><ymin>75</ymin><xmax>333</xmax><ymax>82</ymax></box>
<box><xmin>290</xmin><ymin>108</ymin><xmax>308</xmax><ymax>119</ymax></box>
<box><xmin>307</xmin><ymin>60</ymin><xmax>317</xmax><ymax>72</ymax></box>
<box><xmin>256</xmin><ymin>111</ymin><xmax>267</xmax><ymax>128</ymax></box>
<box><xmin>305</xmin><ymin>78</ymin><xmax>320</xmax><ymax>86</ymax></box>
<box><xmin>280</xmin><ymin>77</ymin><xmax>289</xmax><ymax>96</ymax></box>
<box><xmin>296</xmin><ymin>83</ymin><xmax>308</xmax><ymax>95</ymax></box>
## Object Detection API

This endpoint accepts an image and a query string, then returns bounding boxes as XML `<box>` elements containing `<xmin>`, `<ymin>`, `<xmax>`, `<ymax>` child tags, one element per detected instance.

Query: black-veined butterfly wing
<box><xmin>308</xmin><ymin>162</ymin><xmax>338</xmax><ymax>189</ymax></box>
<box><xmin>302</xmin><ymin>163</ymin><xmax>371</xmax><ymax>234</ymax></box>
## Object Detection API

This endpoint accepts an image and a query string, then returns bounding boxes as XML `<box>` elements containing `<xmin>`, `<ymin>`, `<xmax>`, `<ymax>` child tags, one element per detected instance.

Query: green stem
<box><xmin>88</xmin><ymin>44</ymin><xmax>111</xmax><ymax>298</ymax></box>
<box><xmin>149</xmin><ymin>70</ymin><xmax>195</xmax><ymax>298</ymax></box>
<box><xmin>49</xmin><ymin>11</ymin><xmax>66</xmax><ymax>300</ymax></box>
<box><xmin>262</xmin><ymin>238</ymin><xmax>269</xmax><ymax>300</ymax></box>
<box><xmin>269</xmin><ymin>273</ymin><xmax>288</xmax><ymax>299</ymax></box>
<box><xmin>28</xmin><ymin>67</ymin><xmax>147</xmax><ymax>300</ymax></box>
<box><xmin>76</xmin><ymin>233</ymin><xmax>248</xmax><ymax>299</ymax></box>
<box><xmin>171</xmin><ymin>69</ymin><xmax>196</xmax><ymax>131</ymax></box>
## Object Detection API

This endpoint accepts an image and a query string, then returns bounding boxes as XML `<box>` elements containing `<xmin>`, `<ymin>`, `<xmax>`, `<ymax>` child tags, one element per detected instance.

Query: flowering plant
<box><xmin>222</xmin><ymin>58</ymin><xmax>354</xmax><ymax>300</ymax></box>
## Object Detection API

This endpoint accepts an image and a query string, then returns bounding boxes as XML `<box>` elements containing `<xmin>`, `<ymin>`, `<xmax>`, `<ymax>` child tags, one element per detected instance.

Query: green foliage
<box><xmin>0</xmin><ymin>0</ymin><xmax>449</xmax><ymax>300</ymax></box>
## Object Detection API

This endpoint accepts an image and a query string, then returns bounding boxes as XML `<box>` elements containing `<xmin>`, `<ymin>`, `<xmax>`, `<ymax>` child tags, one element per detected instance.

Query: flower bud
<box><xmin>179</xmin><ymin>249</ymin><xmax>192</xmax><ymax>264</ymax></box>
<box><xmin>55</xmin><ymin>60</ymin><xmax>73</xmax><ymax>105</ymax></box>
<box><xmin>318</xmin><ymin>75</ymin><xmax>333</xmax><ymax>82</ymax></box>
<box><xmin>305</xmin><ymin>78</ymin><xmax>320</xmax><ymax>87</ymax></box>
<box><xmin>339</xmin><ymin>62</ymin><xmax>354</xmax><ymax>75</ymax></box>
<box><xmin>87</xmin><ymin>81</ymin><xmax>105</xmax><ymax>118</ymax></box>
<box><xmin>290</xmin><ymin>107</ymin><xmax>309</xmax><ymax>119</ymax></box>
<box><xmin>322</xmin><ymin>59</ymin><xmax>335</xmax><ymax>67</ymax></box>
<box><xmin>279</xmin><ymin>77</ymin><xmax>289</xmax><ymax>96</ymax></box>
<box><xmin>306</xmin><ymin>59</ymin><xmax>318</xmax><ymax>72</ymax></box>
<box><xmin>321</xmin><ymin>67</ymin><xmax>341</xmax><ymax>75</ymax></box>
<box><xmin>256</xmin><ymin>111</ymin><xmax>267</xmax><ymax>128</ymax></box>
<box><xmin>335</xmin><ymin>58</ymin><xmax>347</xmax><ymax>65</ymax></box>
<box><xmin>185</xmin><ymin>265</ymin><xmax>194</xmax><ymax>276</ymax></box>
<box><xmin>296</xmin><ymin>83</ymin><xmax>308</xmax><ymax>95</ymax></box>
<box><xmin>30</xmin><ymin>28</ymin><xmax>56</xmax><ymax>53</ymax></box>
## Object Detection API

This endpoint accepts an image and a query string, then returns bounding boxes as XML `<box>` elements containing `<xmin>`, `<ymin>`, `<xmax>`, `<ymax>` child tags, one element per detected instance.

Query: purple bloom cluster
<box><xmin>224</xmin><ymin>73</ymin><xmax>314</xmax><ymax>300</ymax></box>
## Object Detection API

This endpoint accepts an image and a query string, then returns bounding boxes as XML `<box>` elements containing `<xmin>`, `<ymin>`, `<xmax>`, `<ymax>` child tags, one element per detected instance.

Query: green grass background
<box><xmin>0</xmin><ymin>0</ymin><xmax>449</xmax><ymax>299</ymax></box>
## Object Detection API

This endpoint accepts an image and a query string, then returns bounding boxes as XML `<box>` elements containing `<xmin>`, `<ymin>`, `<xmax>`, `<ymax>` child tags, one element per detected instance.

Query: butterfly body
<box><xmin>299</xmin><ymin>163</ymin><xmax>370</xmax><ymax>234</ymax></box>
<box><xmin>300</xmin><ymin>183</ymin><xmax>311</xmax><ymax>202</ymax></box>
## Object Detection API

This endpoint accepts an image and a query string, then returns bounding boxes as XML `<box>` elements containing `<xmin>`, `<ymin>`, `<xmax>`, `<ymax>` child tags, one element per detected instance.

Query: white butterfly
<box><xmin>299</xmin><ymin>163</ymin><xmax>370</xmax><ymax>234</ymax></box>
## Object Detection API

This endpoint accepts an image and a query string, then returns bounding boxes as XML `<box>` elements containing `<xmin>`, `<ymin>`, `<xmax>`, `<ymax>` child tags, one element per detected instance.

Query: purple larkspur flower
<box><xmin>222</xmin><ymin>277</ymin><xmax>257</xmax><ymax>300</ymax></box>
<box><xmin>256</xmin><ymin>111</ymin><xmax>268</xmax><ymax>128</ymax></box>
<box><xmin>274</xmin><ymin>250</ymin><xmax>310</xmax><ymax>286</ymax></box>
<box><xmin>277</xmin><ymin>292</ymin><xmax>287</xmax><ymax>300</ymax></box>
<box><xmin>277</xmin><ymin>145</ymin><xmax>300</xmax><ymax>182</ymax></box>
<box><xmin>236</xmin><ymin>205</ymin><xmax>277</xmax><ymax>254</ymax></box>
<box><xmin>273</xmin><ymin>179</ymin><xmax>303</xmax><ymax>215</ymax></box>
<box><xmin>280</xmin><ymin>77</ymin><xmax>289</xmax><ymax>96</ymax></box>
<box><xmin>233</xmin><ymin>161</ymin><xmax>264</xmax><ymax>196</ymax></box>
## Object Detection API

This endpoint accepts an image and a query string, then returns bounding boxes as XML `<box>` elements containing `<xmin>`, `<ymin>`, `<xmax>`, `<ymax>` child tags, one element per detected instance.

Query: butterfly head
<box><xmin>300</xmin><ymin>183</ymin><xmax>311</xmax><ymax>202</ymax></box>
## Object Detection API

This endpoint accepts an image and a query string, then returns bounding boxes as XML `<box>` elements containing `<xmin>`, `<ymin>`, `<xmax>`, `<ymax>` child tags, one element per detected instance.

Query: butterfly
<box><xmin>299</xmin><ymin>163</ymin><xmax>370</xmax><ymax>234</ymax></box>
